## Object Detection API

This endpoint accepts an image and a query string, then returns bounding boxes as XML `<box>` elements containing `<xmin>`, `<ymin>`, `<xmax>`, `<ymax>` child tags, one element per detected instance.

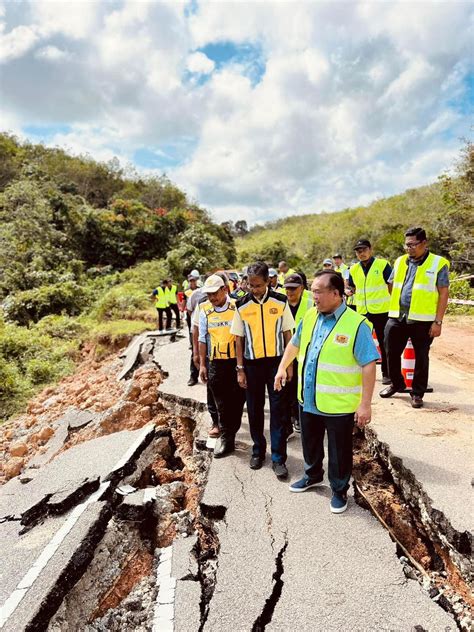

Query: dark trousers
<box><xmin>244</xmin><ymin>357</ymin><xmax>287</xmax><ymax>464</ymax></box>
<box><xmin>206</xmin><ymin>358</ymin><xmax>219</xmax><ymax>426</ymax></box>
<box><xmin>157</xmin><ymin>307</ymin><xmax>171</xmax><ymax>331</ymax></box>
<box><xmin>384</xmin><ymin>318</ymin><xmax>433</xmax><ymax>397</ymax></box>
<box><xmin>300</xmin><ymin>408</ymin><xmax>354</xmax><ymax>494</ymax></box>
<box><xmin>168</xmin><ymin>303</ymin><xmax>180</xmax><ymax>329</ymax></box>
<box><xmin>286</xmin><ymin>359</ymin><xmax>299</xmax><ymax>427</ymax></box>
<box><xmin>364</xmin><ymin>312</ymin><xmax>389</xmax><ymax>377</ymax></box>
<box><xmin>190</xmin><ymin>352</ymin><xmax>199</xmax><ymax>382</ymax></box>
<box><xmin>208</xmin><ymin>359</ymin><xmax>246</xmax><ymax>437</ymax></box>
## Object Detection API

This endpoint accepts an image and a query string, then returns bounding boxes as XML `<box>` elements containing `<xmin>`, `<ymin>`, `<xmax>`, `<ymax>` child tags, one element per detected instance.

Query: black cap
<box><xmin>354</xmin><ymin>239</ymin><xmax>371</xmax><ymax>250</ymax></box>
<box><xmin>333</xmin><ymin>253</ymin><xmax>342</xmax><ymax>258</ymax></box>
<box><xmin>283</xmin><ymin>273</ymin><xmax>304</xmax><ymax>288</ymax></box>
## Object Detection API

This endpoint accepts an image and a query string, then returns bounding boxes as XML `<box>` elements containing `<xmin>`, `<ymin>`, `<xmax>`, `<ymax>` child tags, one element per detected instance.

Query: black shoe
<box><xmin>214</xmin><ymin>437</ymin><xmax>235</xmax><ymax>458</ymax></box>
<box><xmin>187</xmin><ymin>378</ymin><xmax>198</xmax><ymax>386</ymax></box>
<box><xmin>381</xmin><ymin>376</ymin><xmax>392</xmax><ymax>385</ymax></box>
<box><xmin>272</xmin><ymin>462</ymin><xmax>288</xmax><ymax>480</ymax></box>
<box><xmin>250</xmin><ymin>455</ymin><xmax>264</xmax><ymax>470</ymax></box>
<box><xmin>379</xmin><ymin>384</ymin><xmax>403</xmax><ymax>398</ymax></box>
<box><xmin>411</xmin><ymin>394</ymin><xmax>424</xmax><ymax>409</ymax></box>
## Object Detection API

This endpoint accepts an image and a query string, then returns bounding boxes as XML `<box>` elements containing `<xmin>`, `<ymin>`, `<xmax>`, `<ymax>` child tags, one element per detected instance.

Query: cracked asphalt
<box><xmin>158</xmin><ymin>337</ymin><xmax>457</xmax><ymax>631</ymax></box>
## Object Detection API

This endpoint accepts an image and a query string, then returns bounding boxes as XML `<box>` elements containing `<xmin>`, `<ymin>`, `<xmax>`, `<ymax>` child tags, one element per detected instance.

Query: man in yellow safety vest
<box><xmin>380</xmin><ymin>227</ymin><xmax>449</xmax><ymax>408</ymax></box>
<box><xmin>277</xmin><ymin>261</ymin><xmax>295</xmax><ymax>285</ymax></box>
<box><xmin>231</xmin><ymin>261</ymin><xmax>295</xmax><ymax>479</ymax></box>
<box><xmin>152</xmin><ymin>280</ymin><xmax>172</xmax><ymax>331</ymax></box>
<box><xmin>165</xmin><ymin>279</ymin><xmax>180</xmax><ymax>329</ymax></box>
<box><xmin>198</xmin><ymin>274</ymin><xmax>246</xmax><ymax>457</ymax></box>
<box><xmin>348</xmin><ymin>239</ymin><xmax>392</xmax><ymax>385</ymax></box>
<box><xmin>333</xmin><ymin>254</ymin><xmax>348</xmax><ymax>277</ymax></box>
<box><xmin>274</xmin><ymin>270</ymin><xmax>378</xmax><ymax>513</ymax></box>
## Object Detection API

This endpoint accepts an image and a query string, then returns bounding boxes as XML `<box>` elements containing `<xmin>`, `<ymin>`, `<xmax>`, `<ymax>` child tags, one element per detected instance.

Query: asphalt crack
<box><xmin>262</xmin><ymin>492</ymin><xmax>275</xmax><ymax>552</ymax></box>
<box><xmin>251</xmin><ymin>533</ymin><xmax>289</xmax><ymax>632</ymax></box>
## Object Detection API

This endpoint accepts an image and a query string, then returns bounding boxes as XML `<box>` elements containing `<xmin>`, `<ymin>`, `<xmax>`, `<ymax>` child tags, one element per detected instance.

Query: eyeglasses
<box><xmin>404</xmin><ymin>241</ymin><xmax>422</xmax><ymax>249</ymax></box>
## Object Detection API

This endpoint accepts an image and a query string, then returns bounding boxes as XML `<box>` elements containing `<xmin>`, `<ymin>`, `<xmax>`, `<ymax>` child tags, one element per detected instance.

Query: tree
<box><xmin>235</xmin><ymin>219</ymin><xmax>248</xmax><ymax>236</ymax></box>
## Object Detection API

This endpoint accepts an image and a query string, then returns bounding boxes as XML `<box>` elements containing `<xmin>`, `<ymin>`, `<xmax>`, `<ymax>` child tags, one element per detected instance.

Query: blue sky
<box><xmin>0</xmin><ymin>0</ymin><xmax>472</xmax><ymax>224</ymax></box>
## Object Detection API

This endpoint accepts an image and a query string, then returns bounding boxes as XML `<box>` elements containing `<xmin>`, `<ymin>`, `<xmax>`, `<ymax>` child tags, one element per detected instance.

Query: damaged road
<box><xmin>0</xmin><ymin>330</ymin><xmax>471</xmax><ymax>631</ymax></box>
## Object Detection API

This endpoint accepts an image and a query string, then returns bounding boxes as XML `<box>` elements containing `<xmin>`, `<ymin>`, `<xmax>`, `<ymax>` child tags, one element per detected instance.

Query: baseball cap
<box><xmin>354</xmin><ymin>239</ymin><xmax>371</xmax><ymax>250</ymax></box>
<box><xmin>189</xmin><ymin>269</ymin><xmax>200</xmax><ymax>278</ymax></box>
<box><xmin>323</xmin><ymin>258</ymin><xmax>333</xmax><ymax>266</ymax></box>
<box><xmin>284</xmin><ymin>273</ymin><xmax>304</xmax><ymax>288</ymax></box>
<box><xmin>268</xmin><ymin>268</ymin><xmax>278</xmax><ymax>277</ymax></box>
<box><xmin>333</xmin><ymin>253</ymin><xmax>342</xmax><ymax>259</ymax></box>
<box><xmin>202</xmin><ymin>274</ymin><xmax>225</xmax><ymax>293</ymax></box>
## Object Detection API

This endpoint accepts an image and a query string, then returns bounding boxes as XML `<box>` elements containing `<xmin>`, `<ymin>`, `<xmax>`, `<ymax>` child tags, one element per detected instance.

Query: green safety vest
<box><xmin>350</xmin><ymin>259</ymin><xmax>390</xmax><ymax>315</ymax></box>
<box><xmin>293</xmin><ymin>289</ymin><xmax>314</xmax><ymax>327</ymax></box>
<box><xmin>334</xmin><ymin>263</ymin><xmax>348</xmax><ymax>275</ymax></box>
<box><xmin>297</xmin><ymin>306</ymin><xmax>368</xmax><ymax>414</ymax></box>
<box><xmin>165</xmin><ymin>284</ymin><xmax>178</xmax><ymax>304</ymax></box>
<box><xmin>389</xmin><ymin>253</ymin><xmax>449</xmax><ymax>321</ymax></box>
<box><xmin>277</xmin><ymin>268</ymin><xmax>295</xmax><ymax>285</ymax></box>
<box><xmin>154</xmin><ymin>287</ymin><xmax>169</xmax><ymax>309</ymax></box>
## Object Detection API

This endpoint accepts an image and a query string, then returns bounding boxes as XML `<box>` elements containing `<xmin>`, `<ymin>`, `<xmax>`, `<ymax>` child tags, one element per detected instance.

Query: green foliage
<box><xmin>34</xmin><ymin>314</ymin><xmax>87</xmax><ymax>340</ymax></box>
<box><xmin>166</xmin><ymin>224</ymin><xmax>233</xmax><ymax>279</ymax></box>
<box><xmin>447</xmin><ymin>274</ymin><xmax>474</xmax><ymax>315</ymax></box>
<box><xmin>237</xmin><ymin>171</ymin><xmax>473</xmax><ymax>276</ymax></box>
<box><xmin>3</xmin><ymin>281</ymin><xmax>91</xmax><ymax>325</ymax></box>
<box><xmin>90</xmin><ymin>282</ymin><xmax>151</xmax><ymax>321</ymax></box>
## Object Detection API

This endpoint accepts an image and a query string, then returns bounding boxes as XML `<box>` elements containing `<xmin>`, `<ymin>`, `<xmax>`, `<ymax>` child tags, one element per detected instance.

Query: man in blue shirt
<box><xmin>274</xmin><ymin>271</ymin><xmax>379</xmax><ymax>513</ymax></box>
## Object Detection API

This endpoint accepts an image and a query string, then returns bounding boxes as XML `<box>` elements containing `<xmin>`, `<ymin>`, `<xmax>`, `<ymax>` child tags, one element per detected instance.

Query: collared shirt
<box><xmin>187</xmin><ymin>288</ymin><xmax>205</xmax><ymax>313</ymax></box>
<box><xmin>387</xmin><ymin>250</ymin><xmax>449</xmax><ymax>323</ymax></box>
<box><xmin>230</xmin><ymin>290</ymin><xmax>295</xmax><ymax>337</ymax></box>
<box><xmin>291</xmin><ymin>302</ymin><xmax>379</xmax><ymax>416</ymax></box>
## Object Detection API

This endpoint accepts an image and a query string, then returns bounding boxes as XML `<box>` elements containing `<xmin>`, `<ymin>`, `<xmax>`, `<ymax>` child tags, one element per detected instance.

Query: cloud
<box><xmin>187</xmin><ymin>51</ymin><xmax>215</xmax><ymax>74</ymax></box>
<box><xmin>0</xmin><ymin>0</ymin><xmax>471</xmax><ymax>225</ymax></box>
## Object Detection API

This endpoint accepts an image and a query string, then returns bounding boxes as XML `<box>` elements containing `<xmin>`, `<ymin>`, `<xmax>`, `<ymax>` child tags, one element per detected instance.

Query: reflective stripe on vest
<box><xmin>294</xmin><ymin>289</ymin><xmax>314</xmax><ymax>327</ymax></box>
<box><xmin>388</xmin><ymin>253</ymin><xmax>449</xmax><ymax>321</ymax></box>
<box><xmin>166</xmin><ymin>285</ymin><xmax>178</xmax><ymax>304</ymax></box>
<box><xmin>203</xmin><ymin>300</ymin><xmax>237</xmax><ymax>360</ymax></box>
<box><xmin>350</xmin><ymin>259</ymin><xmax>390</xmax><ymax>314</ymax></box>
<box><xmin>237</xmin><ymin>293</ymin><xmax>287</xmax><ymax>359</ymax></box>
<box><xmin>297</xmin><ymin>306</ymin><xmax>367</xmax><ymax>414</ymax></box>
<box><xmin>155</xmin><ymin>287</ymin><xmax>168</xmax><ymax>309</ymax></box>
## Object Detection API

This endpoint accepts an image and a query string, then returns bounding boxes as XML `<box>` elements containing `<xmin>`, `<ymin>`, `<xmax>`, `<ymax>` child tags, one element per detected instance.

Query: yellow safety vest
<box><xmin>165</xmin><ymin>284</ymin><xmax>178</xmax><ymax>305</ymax></box>
<box><xmin>277</xmin><ymin>268</ymin><xmax>295</xmax><ymax>285</ymax></box>
<box><xmin>237</xmin><ymin>290</ymin><xmax>287</xmax><ymax>359</ymax></box>
<box><xmin>202</xmin><ymin>299</ymin><xmax>237</xmax><ymax>360</ymax></box>
<box><xmin>292</xmin><ymin>289</ymin><xmax>314</xmax><ymax>327</ymax></box>
<box><xmin>154</xmin><ymin>287</ymin><xmax>169</xmax><ymax>309</ymax></box>
<box><xmin>350</xmin><ymin>259</ymin><xmax>390</xmax><ymax>315</ymax></box>
<box><xmin>389</xmin><ymin>253</ymin><xmax>449</xmax><ymax>321</ymax></box>
<box><xmin>297</xmin><ymin>306</ymin><xmax>368</xmax><ymax>414</ymax></box>
<box><xmin>334</xmin><ymin>263</ymin><xmax>348</xmax><ymax>276</ymax></box>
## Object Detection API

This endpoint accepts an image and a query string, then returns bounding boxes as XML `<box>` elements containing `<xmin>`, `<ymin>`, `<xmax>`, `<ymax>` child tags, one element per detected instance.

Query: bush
<box><xmin>0</xmin><ymin>357</ymin><xmax>32</xmax><ymax>421</ymax></box>
<box><xmin>34</xmin><ymin>314</ymin><xmax>87</xmax><ymax>340</ymax></box>
<box><xmin>3</xmin><ymin>281</ymin><xmax>91</xmax><ymax>325</ymax></box>
<box><xmin>90</xmin><ymin>282</ymin><xmax>151</xmax><ymax>321</ymax></box>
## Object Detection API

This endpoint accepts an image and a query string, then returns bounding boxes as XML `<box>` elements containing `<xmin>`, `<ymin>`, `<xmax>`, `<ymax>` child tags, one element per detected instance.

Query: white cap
<box><xmin>203</xmin><ymin>274</ymin><xmax>225</xmax><ymax>293</ymax></box>
<box><xmin>190</xmin><ymin>269</ymin><xmax>200</xmax><ymax>278</ymax></box>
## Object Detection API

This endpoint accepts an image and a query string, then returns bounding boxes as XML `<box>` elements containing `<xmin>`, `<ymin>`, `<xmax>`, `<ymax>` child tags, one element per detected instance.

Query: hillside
<box><xmin>237</xmin><ymin>143</ymin><xmax>473</xmax><ymax>275</ymax></box>
<box><xmin>0</xmin><ymin>134</ymin><xmax>236</xmax><ymax>422</ymax></box>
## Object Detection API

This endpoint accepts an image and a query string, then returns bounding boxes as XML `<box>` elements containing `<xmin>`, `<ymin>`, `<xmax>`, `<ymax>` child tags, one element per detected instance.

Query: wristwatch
<box><xmin>236</xmin><ymin>365</ymin><xmax>245</xmax><ymax>371</ymax></box>
<box><xmin>434</xmin><ymin>320</ymin><xmax>443</xmax><ymax>325</ymax></box>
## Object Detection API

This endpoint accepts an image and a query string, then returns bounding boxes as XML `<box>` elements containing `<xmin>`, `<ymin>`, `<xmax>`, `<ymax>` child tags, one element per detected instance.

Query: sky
<box><xmin>0</xmin><ymin>1</ymin><xmax>472</xmax><ymax>225</ymax></box>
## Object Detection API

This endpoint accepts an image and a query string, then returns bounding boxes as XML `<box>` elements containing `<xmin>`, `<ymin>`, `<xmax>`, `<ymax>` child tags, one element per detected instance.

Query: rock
<box><xmin>4</xmin><ymin>457</ymin><xmax>24</xmax><ymax>480</ymax></box>
<box><xmin>137</xmin><ymin>392</ymin><xmax>156</xmax><ymax>407</ymax></box>
<box><xmin>9</xmin><ymin>442</ymin><xmax>28</xmax><ymax>457</ymax></box>
<box><xmin>4</xmin><ymin>429</ymin><xmax>14</xmax><ymax>440</ymax></box>
<box><xmin>125</xmin><ymin>384</ymin><xmax>141</xmax><ymax>402</ymax></box>
<box><xmin>138</xmin><ymin>406</ymin><xmax>152</xmax><ymax>422</ymax></box>
<box><xmin>165</xmin><ymin>481</ymin><xmax>188</xmax><ymax>500</ymax></box>
<box><xmin>37</xmin><ymin>426</ymin><xmax>54</xmax><ymax>442</ymax></box>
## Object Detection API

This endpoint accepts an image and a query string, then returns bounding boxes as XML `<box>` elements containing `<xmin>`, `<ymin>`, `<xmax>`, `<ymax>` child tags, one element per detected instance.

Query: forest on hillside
<box><xmin>0</xmin><ymin>134</ymin><xmax>236</xmax><ymax>420</ymax></box>
<box><xmin>237</xmin><ymin>142</ymin><xmax>474</xmax><ymax>276</ymax></box>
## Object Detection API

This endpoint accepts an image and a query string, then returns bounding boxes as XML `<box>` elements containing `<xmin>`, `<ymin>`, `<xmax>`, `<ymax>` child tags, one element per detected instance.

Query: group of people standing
<box><xmin>153</xmin><ymin>227</ymin><xmax>449</xmax><ymax>514</ymax></box>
